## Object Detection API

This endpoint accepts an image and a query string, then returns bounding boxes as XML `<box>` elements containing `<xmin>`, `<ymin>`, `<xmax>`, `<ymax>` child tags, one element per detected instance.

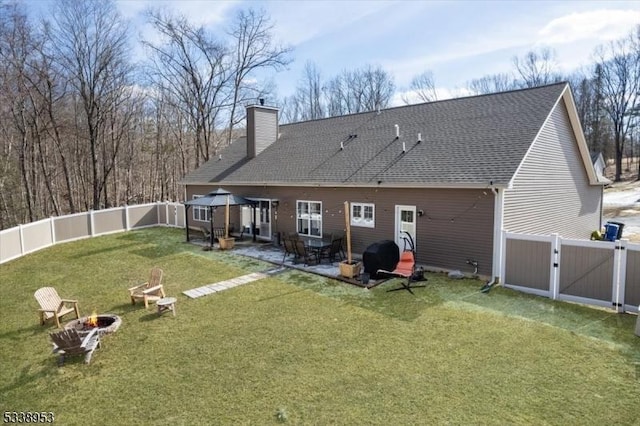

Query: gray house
<box><xmin>182</xmin><ymin>83</ymin><xmax>604</xmax><ymax>279</ymax></box>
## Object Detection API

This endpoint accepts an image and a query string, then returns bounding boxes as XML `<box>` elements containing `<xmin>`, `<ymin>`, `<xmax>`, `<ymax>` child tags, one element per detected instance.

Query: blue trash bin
<box><xmin>606</xmin><ymin>221</ymin><xmax>625</xmax><ymax>239</ymax></box>
<box><xmin>603</xmin><ymin>223</ymin><xmax>620</xmax><ymax>241</ymax></box>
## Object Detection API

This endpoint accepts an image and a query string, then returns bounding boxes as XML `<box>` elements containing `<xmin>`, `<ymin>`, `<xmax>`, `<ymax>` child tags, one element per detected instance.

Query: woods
<box><xmin>0</xmin><ymin>0</ymin><xmax>639</xmax><ymax>230</ymax></box>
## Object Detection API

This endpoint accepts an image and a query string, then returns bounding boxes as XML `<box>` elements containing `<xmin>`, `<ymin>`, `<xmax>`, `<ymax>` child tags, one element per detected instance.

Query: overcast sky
<box><xmin>27</xmin><ymin>0</ymin><xmax>640</xmax><ymax>105</ymax></box>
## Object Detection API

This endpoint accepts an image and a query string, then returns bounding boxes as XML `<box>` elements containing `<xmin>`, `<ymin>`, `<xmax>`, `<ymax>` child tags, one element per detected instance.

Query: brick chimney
<box><xmin>246</xmin><ymin>103</ymin><xmax>278</xmax><ymax>159</ymax></box>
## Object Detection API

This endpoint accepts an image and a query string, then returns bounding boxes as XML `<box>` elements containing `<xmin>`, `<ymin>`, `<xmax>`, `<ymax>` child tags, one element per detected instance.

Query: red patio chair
<box><xmin>376</xmin><ymin>232</ymin><xmax>427</xmax><ymax>294</ymax></box>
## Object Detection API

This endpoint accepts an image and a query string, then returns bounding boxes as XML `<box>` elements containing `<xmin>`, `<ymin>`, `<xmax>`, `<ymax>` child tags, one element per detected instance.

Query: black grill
<box><xmin>362</xmin><ymin>240</ymin><xmax>400</xmax><ymax>279</ymax></box>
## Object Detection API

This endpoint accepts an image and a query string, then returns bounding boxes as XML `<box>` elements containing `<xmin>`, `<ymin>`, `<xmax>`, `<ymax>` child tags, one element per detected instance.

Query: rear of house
<box><xmin>182</xmin><ymin>83</ymin><xmax>604</xmax><ymax>279</ymax></box>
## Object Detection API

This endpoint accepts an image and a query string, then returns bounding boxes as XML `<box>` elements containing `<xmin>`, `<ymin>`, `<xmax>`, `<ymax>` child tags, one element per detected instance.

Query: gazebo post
<box><xmin>252</xmin><ymin>204</ymin><xmax>257</xmax><ymax>242</ymax></box>
<box><xmin>209</xmin><ymin>206</ymin><xmax>216</xmax><ymax>247</ymax></box>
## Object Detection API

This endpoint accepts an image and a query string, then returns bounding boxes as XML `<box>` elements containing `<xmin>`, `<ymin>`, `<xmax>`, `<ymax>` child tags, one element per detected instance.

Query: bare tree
<box><xmin>401</xmin><ymin>70</ymin><xmax>437</xmax><ymax>104</ymax></box>
<box><xmin>466</xmin><ymin>73</ymin><xmax>515</xmax><ymax>95</ymax></box>
<box><xmin>226</xmin><ymin>8</ymin><xmax>292</xmax><ymax>144</ymax></box>
<box><xmin>513</xmin><ymin>47</ymin><xmax>563</xmax><ymax>88</ymax></box>
<box><xmin>0</xmin><ymin>2</ymin><xmax>38</xmax><ymax>222</ymax></box>
<box><xmin>279</xmin><ymin>94</ymin><xmax>303</xmax><ymax>124</ymax></box>
<box><xmin>324</xmin><ymin>64</ymin><xmax>394</xmax><ymax>116</ymax></box>
<box><xmin>594</xmin><ymin>25</ymin><xmax>640</xmax><ymax>181</ymax></box>
<box><xmin>144</xmin><ymin>9</ymin><xmax>232</xmax><ymax>166</ymax></box>
<box><xmin>48</xmin><ymin>0</ymin><xmax>132</xmax><ymax>210</ymax></box>
<box><xmin>359</xmin><ymin>65</ymin><xmax>395</xmax><ymax>111</ymax></box>
<box><xmin>294</xmin><ymin>61</ymin><xmax>324</xmax><ymax>121</ymax></box>
<box><xmin>567</xmin><ymin>68</ymin><xmax>612</xmax><ymax>156</ymax></box>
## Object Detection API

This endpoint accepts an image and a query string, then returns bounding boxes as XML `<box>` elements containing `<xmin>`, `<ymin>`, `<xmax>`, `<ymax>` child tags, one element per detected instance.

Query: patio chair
<box><xmin>293</xmin><ymin>239</ymin><xmax>318</xmax><ymax>266</ymax></box>
<box><xmin>376</xmin><ymin>232</ymin><xmax>426</xmax><ymax>295</ymax></box>
<box><xmin>50</xmin><ymin>328</ymin><xmax>101</xmax><ymax>366</ymax></box>
<box><xmin>200</xmin><ymin>226</ymin><xmax>211</xmax><ymax>241</ymax></box>
<box><xmin>128</xmin><ymin>267</ymin><xmax>166</xmax><ymax>308</ymax></box>
<box><xmin>282</xmin><ymin>237</ymin><xmax>298</xmax><ymax>264</ymax></box>
<box><xmin>34</xmin><ymin>287</ymin><xmax>81</xmax><ymax>328</ymax></box>
<box><xmin>319</xmin><ymin>237</ymin><xmax>344</xmax><ymax>264</ymax></box>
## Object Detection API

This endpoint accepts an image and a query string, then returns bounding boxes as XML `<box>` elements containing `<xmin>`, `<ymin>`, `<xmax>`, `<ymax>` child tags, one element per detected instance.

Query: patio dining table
<box><xmin>299</xmin><ymin>237</ymin><xmax>331</xmax><ymax>262</ymax></box>
<box><xmin>300</xmin><ymin>237</ymin><xmax>330</xmax><ymax>250</ymax></box>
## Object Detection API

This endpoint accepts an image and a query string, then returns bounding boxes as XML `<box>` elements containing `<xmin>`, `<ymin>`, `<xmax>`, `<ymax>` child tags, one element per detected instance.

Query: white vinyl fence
<box><xmin>501</xmin><ymin>231</ymin><xmax>640</xmax><ymax>313</ymax></box>
<box><xmin>0</xmin><ymin>202</ymin><xmax>185</xmax><ymax>265</ymax></box>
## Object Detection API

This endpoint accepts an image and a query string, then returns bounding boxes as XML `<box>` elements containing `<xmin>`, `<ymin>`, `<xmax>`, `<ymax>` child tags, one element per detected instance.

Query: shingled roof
<box><xmin>182</xmin><ymin>83</ymin><xmax>570</xmax><ymax>187</ymax></box>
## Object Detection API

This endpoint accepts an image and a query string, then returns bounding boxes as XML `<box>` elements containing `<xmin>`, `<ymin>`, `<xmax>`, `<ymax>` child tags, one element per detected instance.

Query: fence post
<box><xmin>165</xmin><ymin>202</ymin><xmax>169</xmax><ymax>226</ymax></box>
<box><xmin>18</xmin><ymin>224</ymin><xmax>25</xmax><ymax>255</ymax></box>
<box><xmin>50</xmin><ymin>217</ymin><xmax>56</xmax><ymax>244</ymax></box>
<box><xmin>612</xmin><ymin>239</ymin><xmax>628</xmax><ymax>313</ymax></box>
<box><xmin>89</xmin><ymin>210</ymin><xmax>95</xmax><ymax>236</ymax></box>
<box><xmin>499</xmin><ymin>230</ymin><xmax>506</xmax><ymax>283</ymax></box>
<box><xmin>550</xmin><ymin>233</ymin><xmax>560</xmax><ymax>300</ymax></box>
<box><xmin>125</xmin><ymin>205</ymin><xmax>130</xmax><ymax>231</ymax></box>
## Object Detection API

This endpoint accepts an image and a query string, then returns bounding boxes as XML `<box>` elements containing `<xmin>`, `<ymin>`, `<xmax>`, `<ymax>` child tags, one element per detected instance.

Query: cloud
<box><xmin>268</xmin><ymin>0</ymin><xmax>394</xmax><ymax>47</ymax></box>
<box><xmin>538</xmin><ymin>9</ymin><xmax>640</xmax><ymax>45</ymax></box>
<box><xmin>117</xmin><ymin>0</ymin><xmax>239</xmax><ymax>27</ymax></box>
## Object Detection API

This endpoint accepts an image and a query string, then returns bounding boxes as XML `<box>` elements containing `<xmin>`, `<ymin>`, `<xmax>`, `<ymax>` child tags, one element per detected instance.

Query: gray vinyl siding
<box><xmin>247</xmin><ymin>106</ymin><xmax>278</xmax><ymax>158</ymax></box>
<box><xmin>503</xmin><ymin>100</ymin><xmax>601</xmax><ymax>239</ymax></box>
<box><xmin>186</xmin><ymin>184</ymin><xmax>495</xmax><ymax>276</ymax></box>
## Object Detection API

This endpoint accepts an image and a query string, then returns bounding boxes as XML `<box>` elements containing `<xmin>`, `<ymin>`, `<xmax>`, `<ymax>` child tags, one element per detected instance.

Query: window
<box><xmin>351</xmin><ymin>202</ymin><xmax>375</xmax><ymax>228</ymax></box>
<box><xmin>192</xmin><ymin>195</ymin><xmax>210</xmax><ymax>222</ymax></box>
<box><xmin>297</xmin><ymin>200</ymin><xmax>322</xmax><ymax>237</ymax></box>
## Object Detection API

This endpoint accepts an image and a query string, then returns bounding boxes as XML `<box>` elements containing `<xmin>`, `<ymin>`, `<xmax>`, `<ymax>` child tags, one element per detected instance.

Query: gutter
<box><xmin>180</xmin><ymin>181</ymin><xmax>509</xmax><ymax>190</ymax></box>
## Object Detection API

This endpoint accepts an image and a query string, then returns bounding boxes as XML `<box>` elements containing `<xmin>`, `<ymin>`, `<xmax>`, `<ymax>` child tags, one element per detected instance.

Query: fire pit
<box><xmin>65</xmin><ymin>313</ymin><xmax>122</xmax><ymax>336</ymax></box>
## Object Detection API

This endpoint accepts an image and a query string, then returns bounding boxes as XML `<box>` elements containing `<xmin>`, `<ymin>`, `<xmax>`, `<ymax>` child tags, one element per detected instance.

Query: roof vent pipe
<box><xmin>402</xmin><ymin>142</ymin><xmax>406</xmax><ymax>153</ymax></box>
<box><xmin>395</xmin><ymin>124</ymin><xmax>399</xmax><ymax>139</ymax></box>
<box><xmin>340</xmin><ymin>141</ymin><xmax>344</xmax><ymax>150</ymax></box>
<box><xmin>418</xmin><ymin>132</ymin><xmax>422</xmax><ymax>143</ymax></box>
<box><xmin>259</xmin><ymin>98</ymin><xmax>265</xmax><ymax>106</ymax></box>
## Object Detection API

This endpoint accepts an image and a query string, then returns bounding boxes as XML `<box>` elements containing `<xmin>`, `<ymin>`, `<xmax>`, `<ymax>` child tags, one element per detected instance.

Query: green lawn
<box><xmin>1</xmin><ymin>227</ymin><xmax>639</xmax><ymax>425</ymax></box>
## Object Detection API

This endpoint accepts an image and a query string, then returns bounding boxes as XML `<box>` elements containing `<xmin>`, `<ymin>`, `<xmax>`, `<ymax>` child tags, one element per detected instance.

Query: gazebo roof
<box><xmin>183</xmin><ymin>187</ymin><xmax>257</xmax><ymax>207</ymax></box>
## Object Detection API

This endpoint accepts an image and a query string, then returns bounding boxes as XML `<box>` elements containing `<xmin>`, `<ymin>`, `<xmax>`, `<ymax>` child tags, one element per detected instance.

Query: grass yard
<box><xmin>1</xmin><ymin>227</ymin><xmax>639</xmax><ymax>425</ymax></box>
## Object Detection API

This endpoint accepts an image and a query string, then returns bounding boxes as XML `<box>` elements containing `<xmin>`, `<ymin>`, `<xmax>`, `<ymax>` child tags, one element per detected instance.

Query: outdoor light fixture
<box><xmin>418</xmin><ymin>209</ymin><xmax>424</xmax><ymax>217</ymax></box>
<box><xmin>271</xmin><ymin>200</ymin><xmax>279</xmax><ymax>208</ymax></box>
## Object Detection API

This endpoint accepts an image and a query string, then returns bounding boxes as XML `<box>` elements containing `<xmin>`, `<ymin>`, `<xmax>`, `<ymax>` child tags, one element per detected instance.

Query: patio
<box><xmin>189</xmin><ymin>234</ymin><xmax>389</xmax><ymax>289</ymax></box>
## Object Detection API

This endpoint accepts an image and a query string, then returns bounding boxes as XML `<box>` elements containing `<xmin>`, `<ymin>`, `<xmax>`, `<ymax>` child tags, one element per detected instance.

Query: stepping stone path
<box><xmin>182</xmin><ymin>267</ymin><xmax>286</xmax><ymax>299</ymax></box>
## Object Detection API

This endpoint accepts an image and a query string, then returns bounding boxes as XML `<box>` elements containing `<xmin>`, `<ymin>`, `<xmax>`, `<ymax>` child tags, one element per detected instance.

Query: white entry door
<box><xmin>395</xmin><ymin>205</ymin><xmax>416</xmax><ymax>253</ymax></box>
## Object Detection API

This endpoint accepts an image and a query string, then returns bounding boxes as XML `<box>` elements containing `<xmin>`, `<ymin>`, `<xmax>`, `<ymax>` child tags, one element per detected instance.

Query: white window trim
<box><xmin>351</xmin><ymin>202</ymin><xmax>375</xmax><ymax>228</ymax></box>
<box><xmin>192</xmin><ymin>195</ymin><xmax>211</xmax><ymax>222</ymax></box>
<box><xmin>297</xmin><ymin>200</ymin><xmax>322</xmax><ymax>237</ymax></box>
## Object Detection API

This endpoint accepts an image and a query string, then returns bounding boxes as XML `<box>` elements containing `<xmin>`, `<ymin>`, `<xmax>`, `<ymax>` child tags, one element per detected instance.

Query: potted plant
<box><xmin>218</xmin><ymin>237</ymin><xmax>235</xmax><ymax>250</ymax></box>
<box><xmin>339</xmin><ymin>201</ymin><xmax>362</xmax><ymax>278</ymax></box>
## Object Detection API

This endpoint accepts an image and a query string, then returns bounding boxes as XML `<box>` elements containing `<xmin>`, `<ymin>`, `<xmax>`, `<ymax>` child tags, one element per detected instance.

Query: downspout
<box><xmin>482</xmin><ymin>185</ymin><xmax>503</xmax><ymax>293</ymax></box>
<box><xmin>599</xmin><ymin>185</ymin><xmax>604</xmax><ymax>231</ymax></box>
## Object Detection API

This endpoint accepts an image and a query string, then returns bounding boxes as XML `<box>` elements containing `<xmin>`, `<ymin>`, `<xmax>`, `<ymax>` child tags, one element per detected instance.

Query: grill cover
<box><xmin>363</xmin><ymin>240</ymin><xmax>400</xmax><ymax>279</ymax></box>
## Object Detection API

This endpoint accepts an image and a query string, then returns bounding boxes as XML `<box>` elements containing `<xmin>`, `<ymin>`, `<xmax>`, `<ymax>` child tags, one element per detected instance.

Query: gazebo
<box><xmin>183</xmin><ymin>188</ymin><xmax>258</xmax><ymax>246</ymax></box>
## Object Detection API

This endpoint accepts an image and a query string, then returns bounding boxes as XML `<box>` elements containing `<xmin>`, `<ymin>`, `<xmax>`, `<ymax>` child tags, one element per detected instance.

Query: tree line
<box><xmin>0</xmin><ymin>0</ymin><xmax>638</xmax><ymax>230</ymax></box>
<box><xmin>0</xmin><ymin>0</ymin><xmax>290</xmax><ymax>229</ymax></box>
